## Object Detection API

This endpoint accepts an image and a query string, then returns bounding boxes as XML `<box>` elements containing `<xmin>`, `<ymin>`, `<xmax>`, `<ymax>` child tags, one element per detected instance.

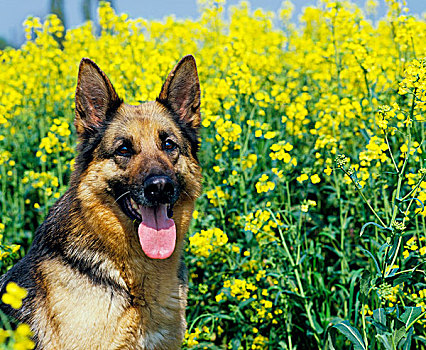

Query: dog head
<box><xmin>72</xmin><ymin>56</ymin><xmax>202</xmax><ymax>260</ymax></box>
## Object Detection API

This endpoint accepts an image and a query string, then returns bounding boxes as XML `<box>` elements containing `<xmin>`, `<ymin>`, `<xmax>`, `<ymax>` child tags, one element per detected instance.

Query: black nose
<box><xmin>143</xmin><ymin>175</ymin><xmax>175</xmax><ymax>205</ymax></box>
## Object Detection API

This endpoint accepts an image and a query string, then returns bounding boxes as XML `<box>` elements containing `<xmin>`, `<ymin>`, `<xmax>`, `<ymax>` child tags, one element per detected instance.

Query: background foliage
<box><xmin>0</xmin><ymin>0</ymin><xmax>426</xmax><ymax>348</ymax></box>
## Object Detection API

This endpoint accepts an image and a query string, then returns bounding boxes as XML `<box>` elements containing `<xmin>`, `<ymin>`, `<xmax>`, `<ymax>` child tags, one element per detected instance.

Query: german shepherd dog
<box><xmin>0</xmin><ymin>55</ymin><xmax>202</xmax><ymax>349</ymax></box>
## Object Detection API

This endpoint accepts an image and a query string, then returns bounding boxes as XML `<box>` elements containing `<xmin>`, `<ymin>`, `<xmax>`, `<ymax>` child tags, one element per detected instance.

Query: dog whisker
<box><xmin>114</xmin><ymin>191</ymin><xmax>130</xmax><ymax>203</ymax></box>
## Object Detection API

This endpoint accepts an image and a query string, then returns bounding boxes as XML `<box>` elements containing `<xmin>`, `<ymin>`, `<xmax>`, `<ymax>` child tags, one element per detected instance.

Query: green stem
<box><xmin>285</xmin><ymin>181</ymin><xmax>293</xmax><ymax>226</ymax></box>
<box><xmin>336</xmin><ymin>177</ymin><xmax>349</xmax><ymax>314</ymax></box>
<box><xmin>57</xmin><ymin>152</ymin><xmax>63</xmax><ymax>189</ymax></box>
<box><xmin>386</xmin><ymin>236</ymin><xmax>402</xmax><ymax>277</ymax></box>
<box><xmin>343</xmin><ymin>168</ymin><xmax>386</xmax><ymax>228</ymax></box>
<box><xmin>361</xmin><ymin>300</ymin><xmax>369</xmax><ymax>348</ymax></box>
<box><xmin>384</xmin><ymin>132</ymin><xmax>399</xmax><ymax>174</ymax></box>
<box><xmin>205</xmin><ymin>173</ymin><xmax>226</xmax><ymax>232</ymax></box>
<box><xmin>383</xmin><ymin>89</ymin><xmax>417</xmax><ymax>277</ymax></box>
<box><xmin>401</xmin><ymin>173</ymin><xmax>426</xmax><ymax>201</ymax></box>
<box><xmin>389</xmin><ymin>173</ymin><xmax>404</xmax><ymax>227</ymax></box>
<box><xmin>268</xmin><ymin>209</ymin><xmax>321</xmax><ymax>347</ymax></box>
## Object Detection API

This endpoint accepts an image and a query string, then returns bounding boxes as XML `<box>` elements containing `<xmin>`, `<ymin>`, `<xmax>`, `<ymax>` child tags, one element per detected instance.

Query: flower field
<box><xmin>1</xmin><ymin>0</ymin><xmax>426</xmax><ymax>348</ymax></box>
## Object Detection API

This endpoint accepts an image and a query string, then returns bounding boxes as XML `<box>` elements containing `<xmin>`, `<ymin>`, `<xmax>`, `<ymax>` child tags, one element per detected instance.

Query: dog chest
<box><xmin>32</xmin><ymin>259</ymin><xmax>185</xmax><ymax>349</ymax></box>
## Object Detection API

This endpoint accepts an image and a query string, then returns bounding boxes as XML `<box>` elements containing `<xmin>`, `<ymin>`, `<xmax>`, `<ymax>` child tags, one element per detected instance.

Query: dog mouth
<box><xmin>118</xmin><ymin>195</ymin><xmax>176</xmax><ymax>260</ymax></box>
<box><xmin>121</xmin><ymin>196</ymin><xmax>174</xmax><ymax>223</ymax></box>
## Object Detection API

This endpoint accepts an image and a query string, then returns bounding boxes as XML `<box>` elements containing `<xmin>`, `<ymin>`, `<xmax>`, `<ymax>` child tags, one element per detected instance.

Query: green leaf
<box><xmin>359</xmin><ymin>221</ymin><xmax>389</xmax><ymax>237</ymax></box>
<box><xmin>386</xmin><ymin>235</ymin><xmax>401</xmax><ymax>264</ymax></box>
<box><xmin>359</xmin><ymin>270</ymin><xmax>371</xmax><ymax>302</ymax></box>
<box><xmin>372</xmin><ymin>308</ymin><xmax>388</xmax><ymax>335</ymax></box>
<box><xmin>238</xmin><ymin>297</ymin><xmax>254</xmax><ymax>309</ymax></box>
<box><xmin>399</xmin><ymin>307</ymin><xmax>423</xmax><ymax>329</ymax></box>
<box><xmin>373</xmin><ymin>308</ymin><xmax>386</xmax><ymax>326</ymax></box>
<box><xmin>386</xmin><ymin>271</ymin><xmax>413</xmax><ymax>286</ymax></box>
<box><xmin>333</xmin><ymin>321</ymin><xmax>367</xmax><ymax>350</ymax></box>
<box><xmin>376</xmin><ymin>334</ymin><xmax>392</xmax><ymax>350</ymax></box>
<box><xmin>394</xmin><ymin>325</ymin><xmax>407</xmax><ymax>347</ymax></box>
<box><xmin>349</xmin><ymin>269</ymin><xmax>363</xmax><ymax>323</ymax></box>
<box><xmin>399</xmin><ymin>327</ymin><xmax>413</xmax><ymax>350</ymax></box>
<box><xmin>278</xmin><ymin>341</ymin><xmax>287</xmax><ymax>348</ymax></box>
<box><xmin>311</xmin><ymin>314</ymin><xmax>324</xmax><ymax>334</ymax></box>
<box><xmin>327</xmin><ymin>332</ymin><xmax>337</xmax><ymax>350</ymax></box>
<box><xmin>371</xmin><ymin>320</ymin><xmax>388</xmax><ymax>336</ymax></box>
<box><xmin>359</xmin><ymin>248</ymin><xmax>380</xmax><ymax>275</ymax></box>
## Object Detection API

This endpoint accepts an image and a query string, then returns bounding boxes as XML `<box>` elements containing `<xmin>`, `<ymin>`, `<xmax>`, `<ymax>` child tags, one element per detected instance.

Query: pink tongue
<box><xmin>138</xmin><ymin>205</ymin><xmax>176</xmax><ymax>259</ymax></box>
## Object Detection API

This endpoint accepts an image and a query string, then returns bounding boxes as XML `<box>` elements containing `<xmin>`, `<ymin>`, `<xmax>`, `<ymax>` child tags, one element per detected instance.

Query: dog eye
<box><xmin>163</xmin><ymin>139</ymin><xmax>177</xmax><ymax>152</ymax></box>
<box><xmin>116</xmin><ymin>145</ymin><xmax>132</xmax><ymax>157</ymax></box>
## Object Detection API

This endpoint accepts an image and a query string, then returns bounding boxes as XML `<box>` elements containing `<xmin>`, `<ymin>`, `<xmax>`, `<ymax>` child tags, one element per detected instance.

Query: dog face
<box><xmin>72</xmin><ymin>56</ymin><xmax>202</xmax><ymax>260</ymax></box>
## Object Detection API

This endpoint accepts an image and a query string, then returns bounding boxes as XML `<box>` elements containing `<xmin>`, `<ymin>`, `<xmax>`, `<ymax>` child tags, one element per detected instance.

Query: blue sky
<box><xmin>1</xmin><ymin>0</ymin><xmax>425</xmax><ymax>46</ymax></box>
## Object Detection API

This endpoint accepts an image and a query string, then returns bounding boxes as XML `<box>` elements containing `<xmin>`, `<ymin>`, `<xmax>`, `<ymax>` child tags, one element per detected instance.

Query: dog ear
<box><xmin>74</xmin><ymin>58</ymin><xmax>122</xmax><ymax>136</ymax></box>
<box><xmin>157</xmin><ymin>55</ymin><xmax>201</xmax><ymax>130</ymax></box>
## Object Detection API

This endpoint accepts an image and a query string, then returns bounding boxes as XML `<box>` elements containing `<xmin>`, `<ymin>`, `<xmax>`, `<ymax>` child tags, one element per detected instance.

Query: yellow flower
<box><xmin>400</xmin><ymin>144</ymin><xmax>408</xmax><ymax>154</ymax></box>
<box><xmin>255</xmin><ymin>174</ymin><xmax>275</xmax><ymax>193</ymax></box>
<box><xmin>0</xmin><ymin>329</ymin><xmax>9</xmax><ymax>343</ymax></box>
<box><xmin>310</xmin><ymin>174</ymin><xmax>321</xmax><ymax>184</ymax></box>
<box><xmin>189</xmin><ymin>228</ymin><xmax>228</xmax><ymax>257</ymax></box>
<box><xmin>185</xmin><ymin>327</ymin><xmax>201</xmax><ymax>347</ymax></box>
<box><xmin>215</xmin><ymin>292</ymin><xmax>225</xmax><ymax>302</ymax></box>
<box><xmin>297</xmin><ymin>174</ymin><xmax>309</xmax><ymax>183</ymax></box>
<box><xmin>1</xmin><ymin>282</ymin><xmax>28</xmax><ymax>309</ymax></box>
<box><xmin>264</xmin><ymin>131</ymin><xmax>276</xmax><ymax>139</ymax></box>
<box><xmin>242</xmin><ymin>154</ymin><xmax>258</xmax><ymax>169</ymax></box>
<box><xmin>13</xmin><ymin>324</ymin><xmax>35</xmax><ymax>350</ymax></box>
<box><xmin>256</xmin><ymin>270</ymin><xmax>266</xmax><ymax>281</ymax></box>
<box><xmin>272</xmin><ymin>168</ymin><xmax>284</xmax><ymax>178</ymax></box>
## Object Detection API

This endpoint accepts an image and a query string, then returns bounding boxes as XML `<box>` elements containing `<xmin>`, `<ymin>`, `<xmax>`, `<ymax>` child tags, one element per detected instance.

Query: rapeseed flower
<box><xmin>242</xmin><ymin>154</ymin><xmax>258</xmax><ymax>169</ymax></box>
<box><xmin>1</xmin><ymin>282</ymin><xmax>28</xmax><ymax>309</ymax></box>
<box><xmin>2</xmin><ymin>0</ymin><xmax>426</xmax><ymax>347</ymax></box>
<box><xmin>311</xmin><ymin>174</ymin><xmax>321</xmax><ymax>184</ymax></box>
<box><xmin>255</xmin><ymin>174</ymin><xmax>275</xmax><ymax>193</ymax></box>
<box><xmin>297</xmin><ymin>173</ymin><xmax>309</xmax><ymax>183</ymax></box>
<box><xmin>189</xmin><ymin>228</ymin><xmax>228</xmax><ymax>258</ymax></box>
<box><xmin>13</xmin><ymin>324</ymin><xmax>35</xmax><ymax>350</ymax></box>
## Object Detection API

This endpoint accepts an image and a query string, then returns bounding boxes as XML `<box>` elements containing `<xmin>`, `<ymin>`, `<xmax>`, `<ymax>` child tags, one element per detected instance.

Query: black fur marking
<box><xmin>58</xmin><ymin>252</ymin><xmax>126</xmax><ymax>294</ymax></box>
<box><xmin>177</xmin><ymin>258</ymin><xmax>188</xmax><ymax>286</ymax></box>
<box><xmin>17</xmin><ymin>189</ymin><xmax>128</xmax><ymax>296</ymax></box>
<box><xmin>156</xmin><ymin>99</ymin><xmax>200</xmax><ymax>161</ymax></box>
<box><xmin>72</xmin><ymin>130</ymin><xmax>105</xmax><ymax>183</ymax></box>
<box><xmin>0</xmin><ymin>256</ymin><xmax>39</xmax><ymax>324</ymax></box>
<box><xmin>72</xmin><ymin>105</ymin><xmax>121</xmax><ymax>182</ymax></box>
